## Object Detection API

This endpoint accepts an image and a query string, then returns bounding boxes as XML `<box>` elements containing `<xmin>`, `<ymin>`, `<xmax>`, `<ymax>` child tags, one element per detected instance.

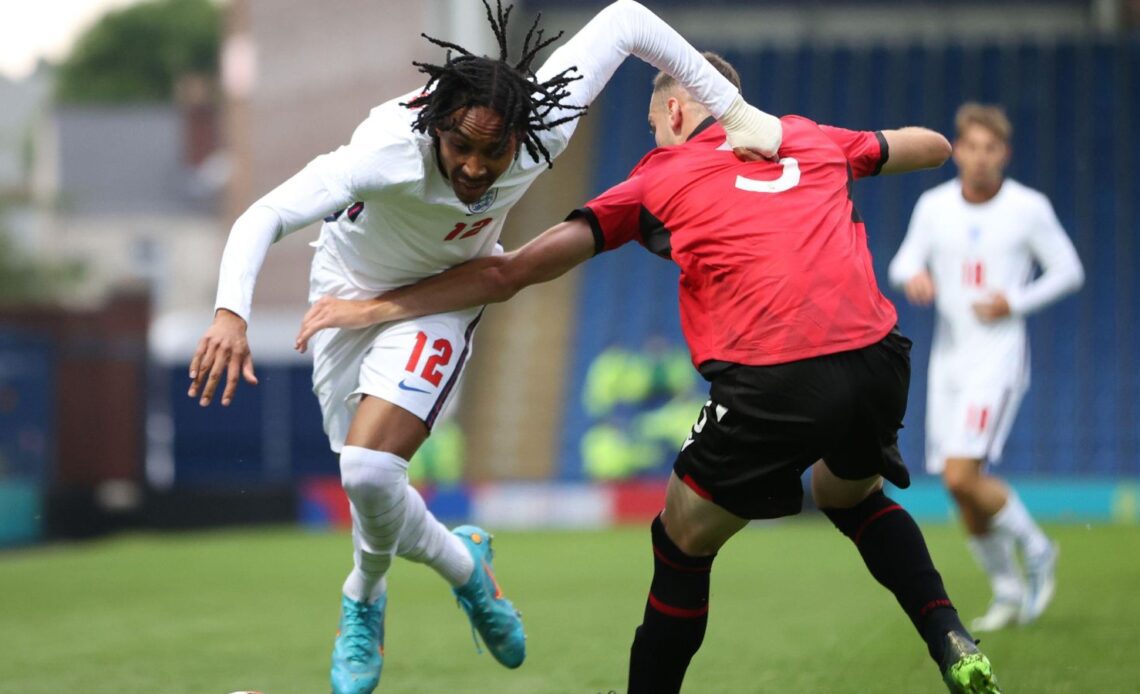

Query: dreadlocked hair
<box><xmin>402</xmin><ymin>0</ymin><xmax>585</xmax><ymax>168</ymax></box>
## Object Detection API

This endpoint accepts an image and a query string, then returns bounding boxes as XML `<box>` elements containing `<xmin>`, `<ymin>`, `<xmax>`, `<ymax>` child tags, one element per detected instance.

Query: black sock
<box><xmin>628</xmin><ymin>515</ymin><xmax>716</xmax><ymax>694</ymax></box>
<box><xmin>822</xmin><ymin>491</ymin><xmax>967</xmax><ymax>665</ymax></box>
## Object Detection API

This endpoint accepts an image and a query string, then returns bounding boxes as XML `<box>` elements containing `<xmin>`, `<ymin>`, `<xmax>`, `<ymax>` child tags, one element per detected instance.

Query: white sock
<box><xmin>991</xmin><ymin>489</ymin><xmax>1051</xmax><ymax>559</ymax></box>
<box><xmin>339</xmin><ymin>446</ymin><xmax>410</xmax><ymax>603</ymax></box>
<box><xmin>968</xmin><ymin>533</ymin><xmax>1025</xmax><ymax>603</ymax></box>
<box><xmin>396</xmin><ymin>485</ymin><xmax>474</xmax><ymax>587</ymax></box>
<box><xmin>343</xmin><ymin>530</ymin><xmax>389</xmax><ymax>603</ymax></box>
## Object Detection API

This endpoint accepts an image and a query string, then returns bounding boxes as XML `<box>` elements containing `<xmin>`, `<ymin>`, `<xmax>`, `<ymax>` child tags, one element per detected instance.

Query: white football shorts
<box><xmin>307</xmin><ymin>246</ymin><xmax>482</xmax><ymax>452</ymax></box>
<box><xmin>924</xmin><ymin>359</ymin><xmax>1026</xmax><ymax>473</ymax></box>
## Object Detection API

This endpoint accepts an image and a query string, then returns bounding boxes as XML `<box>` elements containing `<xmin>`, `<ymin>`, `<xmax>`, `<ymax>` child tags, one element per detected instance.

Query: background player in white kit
<box><xmin>889</xmin><ymin>103</ymin><xmax>1084</xmax><ymax>632</ymax></box>
<box><xmin>184</xmin><ymin>2</ymin><xmax>782</xmax><ymax>692</ymax></box>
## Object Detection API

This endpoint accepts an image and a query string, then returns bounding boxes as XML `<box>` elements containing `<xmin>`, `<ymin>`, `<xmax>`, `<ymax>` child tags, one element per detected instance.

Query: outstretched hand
<box><xmin>188</xmin><ymin>309</ymin><xmax>258</xmax><ymax>407</ymax></box>
<box><xmin>295</xmin><ymin>295</ymin><xmax>378</xmax><ymax>354</ymax></box>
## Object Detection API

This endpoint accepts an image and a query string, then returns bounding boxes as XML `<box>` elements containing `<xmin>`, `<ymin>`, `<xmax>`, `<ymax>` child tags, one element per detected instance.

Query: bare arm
<box><xmin>880</xmin><ymin>127</ymin><xmax>952</xmax><ymax>175</ymax></box>
<box><xmin>189</xmin><ymin>151</ymin><xmax>359</xmax><ymax>406</ymax></box>
<box><xmin>295</xmin><ymin>219</ymin><xmax>598</xmax><ymax>352</ymax></box>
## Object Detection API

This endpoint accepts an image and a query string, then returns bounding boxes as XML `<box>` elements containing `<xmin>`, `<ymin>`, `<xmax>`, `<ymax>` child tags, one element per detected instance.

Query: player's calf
<box><xmin>822</xmin><ymin>491</ymin><xmax>968</xmax><ymax>664</ymax></box>
<box><xmin>628</xmin><ymin>515</ymin><xmax>716</xmax><ymax>694</ymax></box>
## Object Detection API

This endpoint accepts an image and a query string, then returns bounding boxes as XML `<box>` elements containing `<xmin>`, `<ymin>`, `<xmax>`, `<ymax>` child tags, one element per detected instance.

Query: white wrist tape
<box><xmin>719</xmin><ymin>94</ymin><xmax>782</xmax><ymax>159</ymax></box>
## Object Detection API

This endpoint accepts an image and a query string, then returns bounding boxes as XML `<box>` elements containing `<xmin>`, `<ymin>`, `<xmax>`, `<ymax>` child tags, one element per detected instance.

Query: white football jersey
<box><xmin>301</xmin><ymin>88</ymin><xmax>557</xmax><ymax>300</ymax></box>
<box><xmin>214</xmin><ymin>0</ymin><xmax>745</xmax><ymax>322</ymax></box>
<box><xmin>889</xmin><ymin>178</ymin><xmax>1084</xmax><ymax>384</ymax></box>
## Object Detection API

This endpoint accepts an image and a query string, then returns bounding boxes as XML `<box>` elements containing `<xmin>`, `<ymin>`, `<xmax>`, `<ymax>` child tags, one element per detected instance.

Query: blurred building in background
<box><xmin>1</xmin><ymin>0</ymin><xmax>1137</xmax><ymax>544</ymax></box>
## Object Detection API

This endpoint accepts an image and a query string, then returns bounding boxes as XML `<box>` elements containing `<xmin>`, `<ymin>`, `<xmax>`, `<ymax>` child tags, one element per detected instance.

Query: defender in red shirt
<box><xmin>295</xmin><ymin>54</ymin><xmax>1001</xmax><ymax>694</ymax></box>
<box><xmin>579</xmin><ymin>114</ymin><xmax>897</xmax><ymax>368</ymax></box>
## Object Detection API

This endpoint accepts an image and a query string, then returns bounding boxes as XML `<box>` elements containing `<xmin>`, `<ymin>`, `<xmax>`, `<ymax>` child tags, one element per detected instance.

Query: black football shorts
<box><xmin>673</xmin><ymin>329</ymin><xmax>913</xmax><ymax>519</ymax></box>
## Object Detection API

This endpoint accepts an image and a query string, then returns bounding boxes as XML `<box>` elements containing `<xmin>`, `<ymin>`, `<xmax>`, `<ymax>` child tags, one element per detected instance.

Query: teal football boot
<box><xmin>451</xmin><ymin>525</ymin><xmax>526</xmax><ymax>668</ymax></box>
<box><xmin>330</xmin><ymin>593</ymin><xmax>385</xmax><ymax>694</ymax></box>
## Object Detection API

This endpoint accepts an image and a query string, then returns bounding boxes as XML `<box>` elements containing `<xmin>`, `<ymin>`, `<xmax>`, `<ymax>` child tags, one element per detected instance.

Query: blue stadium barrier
<box><xmin>0</xmin><ymin>330</ymin><xmax>54</xmax><ymax>545</ymax></box>
<box><xmin>166</xmin><ymin>366</ymin><xmax>337</xmax><ymax>487</ymax></box>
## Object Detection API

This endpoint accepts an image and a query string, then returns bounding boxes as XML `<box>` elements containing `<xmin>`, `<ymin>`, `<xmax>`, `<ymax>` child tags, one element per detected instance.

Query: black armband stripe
<box><xmin>872</xmin><ymin>131</ymin><xmax>889</xmax><ymax>176</ymax></box>
<box><xmin>567</xmin><ymin>207</ymin><xmax>606</xmax><ymax>256</ymax></box>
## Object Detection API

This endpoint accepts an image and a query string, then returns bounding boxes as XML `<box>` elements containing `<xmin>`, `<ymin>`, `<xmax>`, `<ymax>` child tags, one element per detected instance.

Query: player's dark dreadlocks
<box><xmin>402</xmin><ymin>0</ymin><xmax>585</xmax><ymax>168</ymax></box>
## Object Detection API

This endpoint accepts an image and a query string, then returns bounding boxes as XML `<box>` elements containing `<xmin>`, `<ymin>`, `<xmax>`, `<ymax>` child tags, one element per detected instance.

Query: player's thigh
<box><xmin>673</xmin><ymin>367</ymin><xmax>824</xmax><ymax>520</ymax></box>
<box><xmin>345</xmin><ymin>395</ymin><xmax>429</xmax><ymax>459</ymax></box>
<box><xmin>810</xmin><ymin>461</ymin><xmax>883</xmax><ymax>509</ymax></box>
<box><xmin>311</xmin><ymin>323</ymin><xmax>380</xmax><ymax>453</ymax></box>
<box><xmin>941</xmin><ymin>456</ymin><xmax>985</xmax><ymax>494</ymax></box>
<box><xmin>824</xmin><ymin>330</ymin><xmax>912</xmax><ymax>488</ymax></box>
<box><xmin>981</xmin><ymin>385</ymin><xmax>1025</xmax><ymax>464</ymax></box>
<box><xmin>939</xmin><ymin>380</ymin><xmax>1023</xmax><ymax>466</ymax></box>
<box><xmin>661</xmin><ymin>472</ymin><xmax>749</xmax><ymax>556</ymax></box>
<box><xmin>355</xmin><ymin>307</ymin><xmax>484</xmax><ymax>435</ymax></box>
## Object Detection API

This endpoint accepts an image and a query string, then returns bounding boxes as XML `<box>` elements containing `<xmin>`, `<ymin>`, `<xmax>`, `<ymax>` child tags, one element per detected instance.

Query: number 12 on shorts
<box><xmin>405</xmin><ymin>331</ymin><xmax>454</xmax><ymax>387</ymax></box>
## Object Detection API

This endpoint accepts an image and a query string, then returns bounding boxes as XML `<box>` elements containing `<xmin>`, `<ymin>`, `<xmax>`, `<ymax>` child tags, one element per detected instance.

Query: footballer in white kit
<box><xmin>891</xmin><ymin>176</ymin><xmax>1084</xmax><ymax>472</ymax></box>
<box><xmin>890</xmin><ymin>103</ymin><xmax>1082</xmax><ymax>635</ymax></box>
<box><xmin>211</xmin><ymin>10</ymin><xmax>769</xmax><ymax>451</ymax></box>
<box><xmin>187</xmin><ymin>2</ymin><xmax>783</xmax><ymax>692</ymax></box>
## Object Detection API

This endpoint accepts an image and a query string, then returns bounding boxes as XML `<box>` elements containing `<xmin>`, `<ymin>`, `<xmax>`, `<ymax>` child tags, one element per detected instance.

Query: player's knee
<box><xmin>811</xmin><ymin>464</ymin><xmax>881</xmax><ymax>510</ymax></box>
<box><xmin>941</xmin><ymin>460</ymin><xmax>981</xmax><ymax>499</ymax></box>
<box><xmin>667</xmin><ymin>526</ymin><xmax>717</xmax><ymax>557</ymax></box>
<box><xmin>340</xmin><ymin>445</ymin><xmax>409</xmax><ymax>514</ymax></box>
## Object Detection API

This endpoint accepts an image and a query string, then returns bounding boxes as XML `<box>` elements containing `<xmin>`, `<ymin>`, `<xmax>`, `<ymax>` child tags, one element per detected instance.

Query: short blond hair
<box><xmin>955</xmin><ymin>102</ymin><xmax>1012</xmax><ymax>143</ymax></box>
<box><xmin>653</xmin><ymin>51</ymin><xmax>742</xmax><ymax>95</ymax></box>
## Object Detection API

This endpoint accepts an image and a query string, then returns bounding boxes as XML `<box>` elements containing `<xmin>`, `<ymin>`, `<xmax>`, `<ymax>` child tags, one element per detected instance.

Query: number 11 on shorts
<box><xmin>405</xmin><ymin>331</ymin><xmax>454</xmax><ymax>387</ymax></box>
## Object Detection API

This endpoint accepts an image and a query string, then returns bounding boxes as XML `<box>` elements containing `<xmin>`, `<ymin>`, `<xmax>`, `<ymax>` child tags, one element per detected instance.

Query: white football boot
<box><xmin>1020</xmin><ymin>541</ymin><xmax>1058</xmax><ymax>625</ymax></box>
<box><xmin>970</xmin><ymin>597</ymin><xmax>1022</xmax><ymax>633</ymax></box>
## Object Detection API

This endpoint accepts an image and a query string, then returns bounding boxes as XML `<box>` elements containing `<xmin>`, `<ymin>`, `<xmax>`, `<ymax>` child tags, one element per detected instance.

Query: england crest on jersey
<box><xmin>467</xmin><ymin>188</ymin><xmax>498</xmax><ymax>214</ymax></box>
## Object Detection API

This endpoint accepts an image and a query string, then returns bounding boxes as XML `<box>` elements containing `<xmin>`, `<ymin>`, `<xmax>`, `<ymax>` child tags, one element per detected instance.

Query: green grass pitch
<box><xmin>3</xmin><ymin>521</ymin><xmax>1139</xmax><ymax>693</ymax></box>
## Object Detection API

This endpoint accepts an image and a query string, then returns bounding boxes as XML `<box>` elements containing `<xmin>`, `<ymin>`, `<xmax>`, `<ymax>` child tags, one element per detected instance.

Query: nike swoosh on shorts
<box><xmin>398</xmin><ymin>380</ymin><xmax>432</xmax><ymax>394</ymax></box>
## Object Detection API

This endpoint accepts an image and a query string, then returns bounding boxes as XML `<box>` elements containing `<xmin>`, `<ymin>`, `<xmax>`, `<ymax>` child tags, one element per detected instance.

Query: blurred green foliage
<box><xmin>55</xmin><ymin>0</ymin><xmax>221</xmax><ymax>104</ymax></box>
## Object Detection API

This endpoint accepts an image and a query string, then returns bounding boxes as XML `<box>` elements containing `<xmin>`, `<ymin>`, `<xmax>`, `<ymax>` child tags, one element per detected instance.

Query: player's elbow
<box><xmin>886</xmin><ymin>260</ymin><xmax>911</xmax><ymax>290</ymax></box>
<box><xmin>1069</xmin><ymin>262</ymin><xmax>1086</xmax><ymax>292</ymax></box>
<box><xmin>918</xmin><ymin>133</ymin><xmax>952</xmax><ymax>169</ymax></box>
<box><xmin>883</xmin><ymin>129</ymin><xmax>952</xmax><ymax>173</ymax></box>
<box><xmin>484</xmin><ymin>260</ymin><xmax>527</xmax><ymax>304</ymax></box>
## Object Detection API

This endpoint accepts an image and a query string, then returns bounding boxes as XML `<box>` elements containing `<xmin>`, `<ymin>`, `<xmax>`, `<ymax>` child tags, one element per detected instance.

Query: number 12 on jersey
<box><xmin>443</xmin><ymin>218</ymin><xmax>493</xmax><ymax>241</ymax></box>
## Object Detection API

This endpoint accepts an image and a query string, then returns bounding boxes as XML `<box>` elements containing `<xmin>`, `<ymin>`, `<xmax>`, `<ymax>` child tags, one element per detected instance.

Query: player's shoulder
<box><xmin>352</xmin><ymin>90</ymin><xmax>422</xmax><ymax>146</ymax></box>
<box><xmin>1001</xmin><ymin>178</ymin><xmax>1053</xmax><ymax>207</ymax></box>
<box><xmin>779</xmin><ymin>115</ymin><xmax>868</xmax><ymax>155</ymax></box>
<box><xmin>343</xmin><ymin>89</ymin><xmax>431</xmax><ymax>182</ymax></box>
<box><xmin>777</xmin><ymin>114</ymin><xmax>827</xmax><ymax>141</ymax></box>
<box><xmin>625</xmin><ymin>142</ymin><xmax>682</xmax><ymax>178</ymax></box>
<box><xmin>918</xmin><ymin>179</ymin><xmax>961</xmax><ymax>204</ymax></box>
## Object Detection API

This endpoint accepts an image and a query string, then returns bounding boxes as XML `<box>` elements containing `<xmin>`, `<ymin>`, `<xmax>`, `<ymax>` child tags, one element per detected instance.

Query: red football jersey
<box><xmin>574</xmin><ymin>115</ymin><xmax>898</xmax><ymax>369</ymax></box>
